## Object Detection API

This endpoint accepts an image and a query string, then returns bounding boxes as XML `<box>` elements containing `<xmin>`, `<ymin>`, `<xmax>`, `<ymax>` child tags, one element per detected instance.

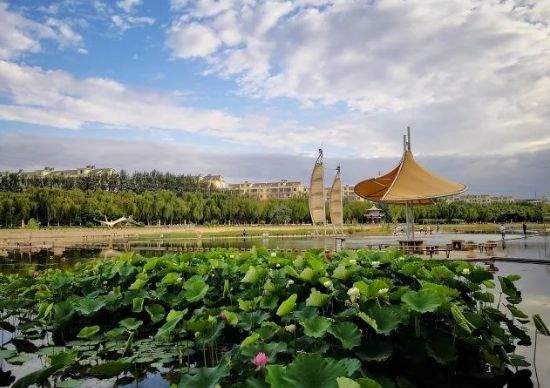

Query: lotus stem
<box><xmin>534</xmin><ymin>329</ymin><xmax>540</xmax><ymax>388</ymax></box>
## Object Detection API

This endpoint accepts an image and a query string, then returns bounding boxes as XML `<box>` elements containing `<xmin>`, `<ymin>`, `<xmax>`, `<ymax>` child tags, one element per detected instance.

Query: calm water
<box><xmin>1</xmin><ymin>233</ymin><xmax>549</xmax><ymax>387</ymax></box>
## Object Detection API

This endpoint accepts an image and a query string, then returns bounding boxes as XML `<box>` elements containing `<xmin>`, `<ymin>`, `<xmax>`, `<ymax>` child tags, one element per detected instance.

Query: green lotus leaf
<box><xmin>473</xmin><ymin>291</ymin><xmax>494</xmax><ymax>303</ymax></box>
<box><xmin>7</xmin><ymin>353</ymin><xmax>31</xmax><ymax>365</ymax></box>
<box><xmin>73</xmin><ymin>295</ymin><xmax>105</xmax><ymax>315</ymax></box>
<box><xmin>533</xmin><ymin>314</ymin><xmax>550</xmax><ymax>336</ymax></box>
<box><xmin>498</xmin><ymin>276</ymin><xmax>522</xmax><ymax>304</ymax></box>
<box><xmin>129</xmin><ymin>276</ymin><xmax>148</xmax><ymax>291</ymax></box>
<box><xmin>57</xmin><ymin>378</ymin><xmax>84</xmax><ymax>388</ymax></box>
<box><xmin>468</xmin><ymin>268</ymin><xmax>493</xmax><ymax>284</ymax></box>
<box><xmin>155</xmin><ymin>309</ymin><xmax>185</xmax><ymax>339</ymax></box>
<box><xmin>305</xmin><ymin>288</ymin><xmax>329</xmax><ymax>307</ymax></box>
<box><xmin>300</xmin><ymin>316</ymin><xmax>331</xmax><ymax>338</ymax></box>
<box><xmin>49</xmin><ymin>350</ymin><xmax>76</xmax><ymax>368</ymax></box>
<box><xmin>450</xmin><ymin>304</ymin><xmax>475</xmax><ymax>334</ymax></box>
<box><xmin>242</xmin><ymin>266</ymin><xmax>262</xmax><ymax>284</ymax></box>
<box><xmin>88</xmin><ymin>361</ymin><xmax>128</xmax><ymax>378</ymax></box>
<box><xmin>356</xmin><ymin>337</ymin><xmax>392</xmax><ymax>362</ymax></box>
<box><xmin>145</xmin><ymin>303</ymin><xmax>165</xmax><ymax>323</ymax></box>
<box><xmin>337</xmin><ymin>377</ymin><xmax>360</xmax><ymax>388</ymax></box>
<box><xmin>367</xmin><ymin>306</ymin><xmax>402</xmax><ymax>335</ymax></box>
<box><xmin>178</xmin><ymin>362</ymin><xmax>229</xmax><ymax>388</ymax></box>
<box><xmin>426</xmin><ymin>336</ymin><xmax>457</xmax><ymax>364</ymax></box>
<box><xmin>257</xmin><ymin>321</ymin><xmax>280</xmax><ymax>340</ymax></box>
<box><xmin>332</xmin><ymin>265</ymin><xmax>349</xmax><ymax>280</ymax></box>
<box><xmin>276</xmin><ymin>293</ymin><xmax>297</xmax><ymax>317</ymax></box>
<box><xmin>337</xmin><ymin>377</ymin><xmax>381</xmax><ymax>388</ymax></box>
<box><xmin>132</xmin><ymin>297</ymin><xmax>144</xmax><ymax>313</ymax></box>
<box><xmin>119</xmin><ymin>318</ymin><xmax>143</xmax><ymax>331</ymax></box>
<box><xmin>77</xmin><ymin>325</ymin><xmax>100</xmax><ymax>339</ymax></box>
<box><xmin>283</xmin><ymin>354</ymin><xmax>359</xmax><ymax>388</ymax></box>
<box><xmin>241</xmin><ymin>332</ymin><xmax>260</xmax><ymax>347</ymax></box>
<box><xmin>328</xmin><ymin>321</ymin><xmax>361</xmax><ymax>349</ymax></box>
<box><xmin>11</xmin><ymin>350</ymin><xmax>75</xmax><ymax>388</ymax></box>
<box><xmin>160</xmin><ymin>272</ymin><xmax>180</xmax><ymax>285</ymax></box>
<box><xmin>183</xmin><ymin>275</ymin><xmax>209</xmax><ymax>303</ymax></box>
<box><xmin>401</xmin><ymin>290</ymin><xmax>442</xmax><ymax>313</ymax></box>
<box><xmin>0</xmin><ymin>349</ymin><xmax>17</xmax><ymax>359</ymax></box>
<box><xmin>506</xmin><ymin>304</ymin><xmax>528</xmax><ymax>319</ymax></box>
<box><xmin>420</xmin><ymin>281</ymin><xmax>459</xmax><ymax>298</ymax></box>
<box><xmin>430</xmin><ymin>265</ymin><xmax>455</xmax><ymax>280</ymax></box>
<box><xmin>266</xmin><ymin>364</ymin><xmax>287</xmax><ymax>388</ymax></box>
<box><xmin>299</xmin><ymin>267</ymin><xmax>315</xmax><ymax>281</ymax></box>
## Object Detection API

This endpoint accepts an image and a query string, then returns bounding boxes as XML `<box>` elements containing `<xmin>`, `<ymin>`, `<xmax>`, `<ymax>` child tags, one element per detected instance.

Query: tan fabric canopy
<box><xmin>354</xmin><ymin>150</ymin><xmax>466</xmax><ymax>204</ymax></box>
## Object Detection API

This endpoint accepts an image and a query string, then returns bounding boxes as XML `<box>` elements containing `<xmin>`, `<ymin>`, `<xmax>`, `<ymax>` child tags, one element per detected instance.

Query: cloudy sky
<box><xmin>0</xmin><ymin>0</ymin><xmax>549</xmax><ymax>197</ymax></box>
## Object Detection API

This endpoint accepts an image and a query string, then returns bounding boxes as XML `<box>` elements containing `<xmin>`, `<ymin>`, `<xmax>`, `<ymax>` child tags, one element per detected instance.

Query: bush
<box><xmin>25</xmin><ymin>218</ymin><xmax>40</xmax><ymax>230</ymax></box>
<box><xmin>0</xmin><ymin>249</ymin><xmax>545</xmax><ymax>387</ymax></box>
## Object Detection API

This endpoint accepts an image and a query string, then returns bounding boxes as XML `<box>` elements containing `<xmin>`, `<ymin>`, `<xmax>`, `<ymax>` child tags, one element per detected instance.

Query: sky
<box><xmin>0</xmin><ymin>0</ymin><xmax>549</xmax><ymax>197</ymax></box>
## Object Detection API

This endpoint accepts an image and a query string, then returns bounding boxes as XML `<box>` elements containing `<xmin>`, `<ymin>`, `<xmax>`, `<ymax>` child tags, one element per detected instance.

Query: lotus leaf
<box><xmin>300</xmin><ymin>316</ymin><xmax>331</xmax><ymax>338</ymax></box>
<box><xmin>77</xmin><ymin>325</ymin><xmax>100</xmax><ymax>338</ymax></box>
<box><xmin>119</xmin><ymin>318</ymin><xmax>143</xmax><ymax>331</ymax></box>
<box><xmin>305</xmin><ymin>288</ymin><xmax>329</xmax><ymax>307</ymax></box>
<box><xmin>276</xmin><ymin>293</ymin><xmax>297</xmax><ymax>317</ymax></box>
<box><xmin>183</xmin><ymin>275</ymin><xmax>209</xmax><ymax>302</ymax></box>
<box><xmin>328</xmin><ymin>322</ymin><xmax>361</xmax><ymax>349</ymax></box>
<box><xmin>401</xmin><ymin>290</ymin><xmax>442</xmax><ymax>313</ymax></box>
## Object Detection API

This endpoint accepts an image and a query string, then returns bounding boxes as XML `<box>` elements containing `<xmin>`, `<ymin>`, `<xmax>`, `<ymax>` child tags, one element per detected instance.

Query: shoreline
<box><xmin>0</xmin><ymin>222</ymin><xmax>544</xmax><ymax>246</ymax></box>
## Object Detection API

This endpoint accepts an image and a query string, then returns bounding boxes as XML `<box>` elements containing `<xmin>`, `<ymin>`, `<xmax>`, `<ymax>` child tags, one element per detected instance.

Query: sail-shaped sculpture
<box><xmin>309</xmin><ymin>149</ymin><xmax>326</xmax><ymax>229</ymax></box>
<box><xmin>329</xmin><ymin>166</ymin><xmax>343</xmax><ymax>232</ymax></box>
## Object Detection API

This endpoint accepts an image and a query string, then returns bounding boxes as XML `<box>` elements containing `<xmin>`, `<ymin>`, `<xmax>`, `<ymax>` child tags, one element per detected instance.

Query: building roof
<box><xmin>354</xmin><ymin>150</ymin><xmax>466</xmax><ymax>204</ymax></box>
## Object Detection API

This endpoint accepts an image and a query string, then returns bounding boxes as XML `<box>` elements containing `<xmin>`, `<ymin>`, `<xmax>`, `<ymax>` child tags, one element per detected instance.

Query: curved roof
<box><xmin>354</xmin><ymin>150</ymin><xmax>467</xmax><ymax>204</ymax></box>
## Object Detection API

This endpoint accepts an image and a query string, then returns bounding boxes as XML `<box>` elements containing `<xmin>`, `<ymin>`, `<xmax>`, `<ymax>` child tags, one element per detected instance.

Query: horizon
<box><xmin>0</xmin><ymin>1</ymin><xmax>549</xmax><ymax>197</ymax></box>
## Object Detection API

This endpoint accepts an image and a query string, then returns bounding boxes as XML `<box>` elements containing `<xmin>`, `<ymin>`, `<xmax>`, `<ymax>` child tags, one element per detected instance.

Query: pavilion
<box><xmin>354</xmin><ymin>128</ymin><xmax>466</xmax><ymax>241</ymax></box>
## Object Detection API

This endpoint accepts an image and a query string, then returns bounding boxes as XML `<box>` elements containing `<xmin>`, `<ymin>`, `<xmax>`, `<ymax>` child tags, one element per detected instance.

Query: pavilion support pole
<box><xmin>404</xmin><ymin>202</ymin><xmax>415</xmax><ymax>242</ymax></box>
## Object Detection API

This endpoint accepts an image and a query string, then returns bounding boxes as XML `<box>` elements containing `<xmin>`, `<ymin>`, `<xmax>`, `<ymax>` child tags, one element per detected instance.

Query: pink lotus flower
<box><xmin>252</xmin><ymin>352</ymin><xmax>269</xmax><ymax>370</ymax></box>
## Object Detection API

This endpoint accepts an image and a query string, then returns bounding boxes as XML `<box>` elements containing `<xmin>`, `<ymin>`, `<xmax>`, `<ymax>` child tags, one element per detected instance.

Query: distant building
<box><xmin>200</xmin><ymin>175</ymin><xmax>226</xmax><ymax>189</ymax></box>
<box><xmin>228</xmin><ymin>180</ymin><xmax>307</xmax><ymax>200</ymax></box>
<box><xmin>447</xmin><ymin>194</ymin><xmax>516</xmax><ymax>204</ymax></box>
<box><xmin>365</xmin><ymin>204</ymin><xmax>384</xmax><ymax>223</ymax></box>
<box><xmin>21</xmin><ymin>165</ymin><xmax>117</xmax><ymax>178</ymax></box>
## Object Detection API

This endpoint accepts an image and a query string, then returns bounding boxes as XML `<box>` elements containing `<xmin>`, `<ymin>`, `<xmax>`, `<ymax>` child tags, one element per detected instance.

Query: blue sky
<box><xmin>0</xmin><ymin>0</ymin><xmax>549</xmax><ymax>197</ymax></box>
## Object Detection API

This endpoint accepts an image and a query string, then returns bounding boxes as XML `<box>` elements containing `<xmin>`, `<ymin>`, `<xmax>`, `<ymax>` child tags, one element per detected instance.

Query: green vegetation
<box><xmin>0</xmin><ymin>187</ymin><xmax>543</xmax><ymax>228</ymax></box>
<box><xmin>0</xmin><ymin>249</ymin><xmax>545</xmax><ymax>387</ymax></box>
<box><xmin>0</xmin><ymin>170</ymin><xmax>211</xmax><ymax>194</ymax></box>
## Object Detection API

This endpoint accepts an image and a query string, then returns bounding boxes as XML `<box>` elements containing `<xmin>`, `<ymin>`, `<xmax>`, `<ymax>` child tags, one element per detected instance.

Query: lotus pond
<box><xmin>0</xmin><ymin>248</ymin><xmax>548</xmax><ymax>388</ymax></box>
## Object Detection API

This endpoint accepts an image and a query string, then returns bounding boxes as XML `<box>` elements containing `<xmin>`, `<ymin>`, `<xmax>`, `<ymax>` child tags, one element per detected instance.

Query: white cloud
<box><xmin>166</xmin><ymin>0</ymin><xmax>550</xmax><ymax>156</ymax></box>
<box><xmin>0</xmin><ymin>59</ymin><xmax>350</xmax><ymax>153</ymax></box>
<box><xmin>111</xmin><ymin>14</ymin><xmax>155</xmax><ymax>31</ymax></box>
<box><xmin>0</xmin><ymin>2</ymin><xmax>85</xmax><ymax>59</ymax></box>
<box><xmin>0</xmin><ymin>60</ymin><xmax>239</xmax><ymax>134</ymax></box>
<box><xmin>167</xmin><ymin>23</ymin><xmax>221</xmax><ymax>58</ymax></box>
<box><xmin>117</xmin><ymin>0</ymin><xmax>142</xmax><ymax>13</ymax></box>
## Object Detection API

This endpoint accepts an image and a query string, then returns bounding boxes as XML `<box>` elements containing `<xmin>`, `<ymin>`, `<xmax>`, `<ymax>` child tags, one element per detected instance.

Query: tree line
<box><xmin>0</xmin><ymin>170</ymin><xmax>213</xmax><ymax>194</ymax></box>
<box><xmin>0</xmin><ymin>188</ymin><xmax>543</xmax><ymax>228</ymax></box>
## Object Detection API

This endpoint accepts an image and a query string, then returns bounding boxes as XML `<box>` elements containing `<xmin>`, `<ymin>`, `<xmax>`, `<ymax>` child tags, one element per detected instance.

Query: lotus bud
<box><xmin>285</xmin><ymin>324</ymin><xmax>297</xmax><ymax>333</ymax></box>
<box><xmin>252</xmin><ymin>352</ymin><xmax>269</xmax><ymax>370</ymax></box>
<box><xmin>347</xmin><ymin>286</ymin><xmax>360</xmax><ymax>303</ymax></box>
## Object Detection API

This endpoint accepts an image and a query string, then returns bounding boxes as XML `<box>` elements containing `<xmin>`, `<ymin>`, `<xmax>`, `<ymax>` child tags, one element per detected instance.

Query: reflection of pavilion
<box><xmin>365</xmin><ymin>204</ymin><xmax>384</xmax><ymax>224</ymax></box>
